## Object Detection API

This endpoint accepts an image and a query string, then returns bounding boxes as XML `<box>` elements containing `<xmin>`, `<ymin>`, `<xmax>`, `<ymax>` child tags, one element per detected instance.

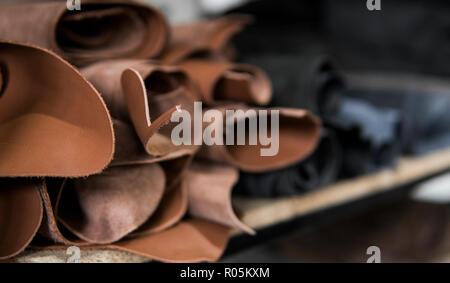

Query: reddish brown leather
<box><xmin>0</xmin><ymin>0</ymin><xmax>169</xmax><ymax>66</ymax></box>
<box><xmin>160</xmin><ymin>15</ymin><xmax>252</xmax><ymax>64</ymax></box>
<box><xmin>199</xmin><ymin>106</ymin><xmax>321</xmax><ymax>172</ymax></box>
<box><xmin>37</xmin><ymin>179</ymin><xmax>85</xmax><ymax>246</ymax></box>
<box><xmin>0</xmin><ymin>41</ymin><xmax>114</xmax><ymax>177</ymax></box>
<box><xmin>38</xmin><ymin>218</ymin><xmax>230</xmax><ymax>263</ymax></box>
<box><xmin>186</xmin><ymin>162</ymin><xmax>254</xmax><ymax>234</ymax></box>
<box><xmin>0</xmin><ymin>179</ymin><xmax>43</xmax><ymax>259</ymax></box>
<box><xmin>130</xmin><ymin>181</ymin><xmax>188</xmax><ymax>236</ymax></box>
<box><xmin>81</xmin><ymin>59</ymin><xmax>198</xmax><ymax>157</ymax></box>
<box><xmin>103</xmin><ymin>219</ymin><xmax>230</xmax><ymax>263</ymax></box>
<box><xmin>57</xmin><ymin>164</ymin><xmax>166</xmax><ymax>244</ymax></box>
<box><xmin>179</xmin><ymin>59</ymin><xmax>272</xmax><ymax>106</ymax></box>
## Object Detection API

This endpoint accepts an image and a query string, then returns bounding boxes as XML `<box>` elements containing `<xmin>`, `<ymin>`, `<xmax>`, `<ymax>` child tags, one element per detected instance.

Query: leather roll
<box><xmin>199</xmin><ymin>105</ymin><xmax>321</xmax><ymax>172</ymax></box>
<box><xmin>81</xmin><ymin>59</ymin><xmax>199</xmax><ymax>158</ymax></box>
<box><xmin>160</xmin><ymin>15</ymin><xmax>252</xmax><ymax>64</ymax></box>
<box><xmin>0</xmin><ymin>0</ymin><xmax>169</xmax><ymax>66</ymax></box>
<box><xmin>179</xmin><ymin>59</ymin><xmax>272</xmax><ymax>106</ymax></box>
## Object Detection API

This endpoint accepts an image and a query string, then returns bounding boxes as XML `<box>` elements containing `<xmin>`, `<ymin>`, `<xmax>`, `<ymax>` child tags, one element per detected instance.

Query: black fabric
<box><xmin>345</xmin><ymin>89</ymin><xmax>450</xmax><ymax>156</ymax></box>
<box><xmin>329</xmin><ymin>97</ymin><xmax>402</xmax><ymax>178</ymax></box>
<box><xmin>235</xmin><ymin>129</ymin><xmax>341</xmax><ymax>197</ymax></box>
<box><xmin>242</xmin><ymin>53</ymin><xmax>344</xmax><ymax>120</ymax></box>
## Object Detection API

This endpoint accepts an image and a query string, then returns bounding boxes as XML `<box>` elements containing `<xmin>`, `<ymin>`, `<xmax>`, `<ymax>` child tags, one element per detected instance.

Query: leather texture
<box><xmin>0</xmin><ymin>0</ymin><xmax>169</xmax><ymax>66</ymax></box>
<box><xmin>0</xmin><ymin>41</ymin><xmax>114</xmax><ymax>177</ymax></box>
<box><xmin>160</xmin><ymin>15</ymin><xmax>252</xmax><ymax>65</ymax></box>
<box><xmin>0</xmin><ymin>3</ymin><xmax>331</xmax><ymax>262</ymax></box>
<box><xmin>198</xmin><ymin>105</ymin><xmax>321</xmax><ymax>172</ymax></box>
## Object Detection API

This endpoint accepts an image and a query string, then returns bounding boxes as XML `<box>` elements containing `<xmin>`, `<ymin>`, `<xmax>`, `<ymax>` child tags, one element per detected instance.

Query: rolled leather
<box><xmin>160</xmin><ymin>15</ymin><xmax>252</xmax><ymax>65</ymax></box>
<box><xmin>178</xmin><ymin>59</ymin><xmax>272</xmax><ymax>106</ymax></box>
<box><xmin>0</xmin><ymin>0</ymin><xmax>169</xmax><ymax>66</ymax></box>
<box><xmin>81</xmin><ymin>59</ymin><xmax>198</xmax><ymax>158</ymax></box>
<box><xmin>0</xmin><ymin>41</ymin><xmax>114</xmax><ymax>177</ymax></box>
<box><xmin>236</xmin><ymin>129</ymin><xmax>342</xmax><ymax>197</ymax></box>
<box><xmin>28</xmin><ymin>161</ymin><xmax>250</xmax><ymax>262</ymax></box>
<box><xmin>198</xmin><ymin>105</ymin><xmax>321</xmax><ymax>172</ymax></box>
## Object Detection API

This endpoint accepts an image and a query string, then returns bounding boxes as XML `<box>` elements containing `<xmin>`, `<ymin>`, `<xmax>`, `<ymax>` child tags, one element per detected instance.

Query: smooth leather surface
<box><xmin>199</xmin><ymin>106</ymin><xmax>321</xmax><ymax>172</ymax></box>
<box><xmin>0</xmin><ymin>41</ymin><xmax>114</xmax><ymax>177</ymax></box>
<box><xmin>179</xmin><ymin>59</ymin><xmax>272</xmax><ymax>106</ymax></box>
<box><xmin>81</xmin><ymin>59</ymin><xmax>198</xmax><ymax>158</ymax></box>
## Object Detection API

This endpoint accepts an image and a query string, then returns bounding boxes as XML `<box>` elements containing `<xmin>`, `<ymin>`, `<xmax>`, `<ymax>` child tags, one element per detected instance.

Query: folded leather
<box><xmin>160</xmin><ymin>15</ymin><xmax>252</xmax><ymax>64</ymax></box>
<box><xmin>185</xmin><ymin>162</ymin><xmax>254</xmax><ymax>234</ymax></box>
<box><xmin>0</xmin><ymin>41</ymin><xmax>114</xmax><ymax>177</ymax></box>
<box><xmin>81</xmin><ymin>59</ymin><xmax>198</xmax><ymax>157</ymax></box>
<box><xmin>199</xmin><ymin>105</ymin><xmax>321</xmax><ymax>172</ymax></box>
<box><xmin>57</xmin><ymin>164</ymin><xmax>166</xmax><ymax>244</ymax></box>
<box><xmin>28</xmin><ymin>161</ymin><xmax>249</xmax><ymax>261</ymax></box>
<box><xmin>0</xmin><ymin>0</ymin><xmax>169</xmax><ymax>66</ymax></box>
<box><xmin>179</xmin><ymin>59</ymin><xmax>272</xmax><ymax>106</ymax></box>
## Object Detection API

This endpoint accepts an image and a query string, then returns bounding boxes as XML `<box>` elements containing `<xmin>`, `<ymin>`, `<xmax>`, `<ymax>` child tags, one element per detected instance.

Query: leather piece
<box><xmin>130</xmin><ymin>182</ymin><xmax>188</xmax><ymax>236</ymax></box>
<box><xmin>186</xmin><ymin>162</ymin><xmax>254</xmax><ymax>234</ymax></box>
<box><xmin>199</xmin><ymin>106</ymin><xmax>321</xmax><ymax>172</ymax></box>
<box><xmin>103</xmin><ymin>219</ymin><xmax>230</xmax><ymax>263</ymax></box>
<box><xmin>36</xmin><ymin>179</ymin><xmax>85</xmax><ymax>246</ymax></box>
<box><xmin>0</xmin><ymin>0</ymin><xmax>169</xmax><ymax>66</ymax></box>
<box><xmin>179</xmin><ymin>59</ymin><xmax>271</xmax><ymax>106</ymax></box>
<box><xmin>160</xmin><ymin>15</ymin><xmax>252</xmax><ymax>64</ymax></box>
<box><xmin>81</xmin><ymin>60</ymin><xmax>198</xmax><ymax>158</ymax></box>
<box><xmin>0</xmin><ymin>41</ymin><xmax>114</xmax><ymax>177</ymax></box>
<box><xmin>111</xmin><ymin>119</ymin><xmax>197</xmax><ymax>167</ymax></box>
<box><xmin>38</xmin><ymin>218</ymin><xmax>231</xmax><ymax>263</ymax></box>
<box><xmin>0</xmin><ymin>179</ymin><xmax>43</xmax><ymax>259</ymax></box>
<box><xmin>57</xmin><ymin>164</ymin><xmax>166</xmax><ymax>244</ymax></box>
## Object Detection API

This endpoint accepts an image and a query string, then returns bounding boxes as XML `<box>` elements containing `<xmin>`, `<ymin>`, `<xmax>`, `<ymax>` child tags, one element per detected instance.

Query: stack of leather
<box><xmin>0</xmin><ymin>0</ymin><xmax>321</xmax><ymax>262</ymax></box>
